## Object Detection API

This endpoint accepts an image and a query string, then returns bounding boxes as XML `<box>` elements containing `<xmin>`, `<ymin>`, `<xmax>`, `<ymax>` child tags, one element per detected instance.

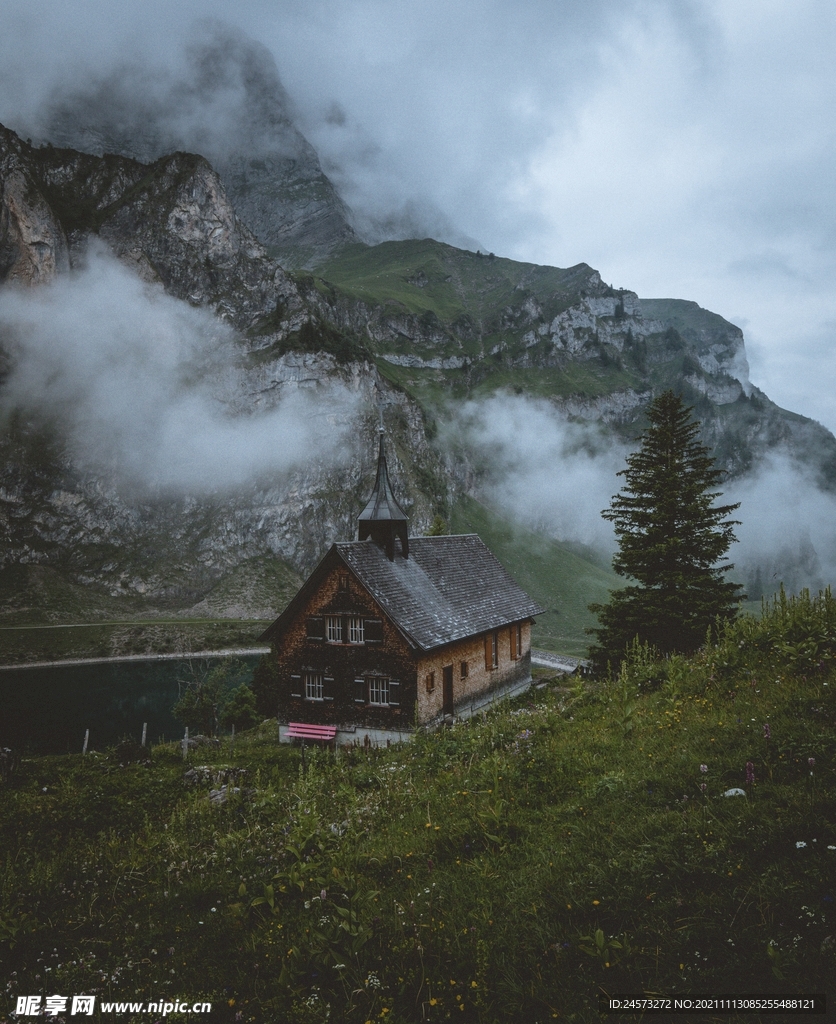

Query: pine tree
<box><xmin>588</xmin><ymin>390</ymin><xmax>743</xmax><ymax>673</ymax></box>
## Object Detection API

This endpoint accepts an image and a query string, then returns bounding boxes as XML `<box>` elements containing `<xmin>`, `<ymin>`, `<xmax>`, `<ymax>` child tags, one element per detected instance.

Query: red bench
<box><xmin>285</xmin><ymin>722</ymin><xmax>337</xmax><ymax>743</ymax></box>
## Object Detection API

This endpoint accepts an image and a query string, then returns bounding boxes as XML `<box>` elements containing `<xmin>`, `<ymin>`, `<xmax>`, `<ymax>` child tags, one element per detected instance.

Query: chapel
<box><xmin>259</xmin><ymin>431</ymin><xmax>544</xmax><ymax>745</ymax></box>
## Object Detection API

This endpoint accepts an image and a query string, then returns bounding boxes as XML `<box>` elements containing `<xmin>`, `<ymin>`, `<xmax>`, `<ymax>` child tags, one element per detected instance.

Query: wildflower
<box><xmin>746</xmin><ymin>762</ymin><xmax>755</xmax><ymax>785</ymax></box>
<box><xmin>808</xmin><ymin>757</ymin><xmax>816</xmax><ymax>769</ymax></box>
<box><xmin>700</xmin><ymin>783</ymin><xmax>707</xmax><ymax>792</ymax></box>
<box><xmin>763</xmin><ymin>723</ymin><xmax>771</xmax><ymax>740</ymax></box>
<box><xmin>321</xmin><ymin>889</ymin><xmax>327</xmax><ymax>901</ymax></box>
<box><xmin>796</xmin><ymin>842</ymin><xmax>807</xmax><ymax>849</ymax></box>
<box><xmin>700</xmin><ymin>764</ymin><xmax>708</xmax><ymax>773</ymax></box>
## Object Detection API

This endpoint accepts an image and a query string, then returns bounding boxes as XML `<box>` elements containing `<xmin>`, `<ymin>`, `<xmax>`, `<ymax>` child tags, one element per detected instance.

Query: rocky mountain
<box><xmin>314</xmin><ymin>238</ymin><xmax>836</xmax><ymax>485</ymax></box>
<box><xmin>2</xmin><ymin>118</ymin><xmax>835</xmax><ymax>630</ymax></box>
<box><xmin>25</xmin><ymin>24</ymin><xmax>358</xmax><ymax>270</ymax></box>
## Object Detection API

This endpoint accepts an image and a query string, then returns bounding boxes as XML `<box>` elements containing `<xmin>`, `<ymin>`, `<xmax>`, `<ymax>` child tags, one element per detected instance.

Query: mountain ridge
<box><xmin>2</xmin><ymin>120</ymin><xmax>835</xmax><ymax>645</ymax></box>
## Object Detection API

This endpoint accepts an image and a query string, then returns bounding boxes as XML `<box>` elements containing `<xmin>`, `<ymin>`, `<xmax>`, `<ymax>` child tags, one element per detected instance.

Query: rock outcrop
<box><xmin>2</xmin><ymin>121</ymin><xmax>836</xmax><ymax>618</ymax></box>
<box><xmin>28</xmin><ymin>24</ymin><xmax>358</xmax><ymax>269</ymax></box>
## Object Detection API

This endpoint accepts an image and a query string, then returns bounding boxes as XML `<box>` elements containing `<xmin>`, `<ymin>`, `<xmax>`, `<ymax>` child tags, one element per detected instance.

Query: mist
<box><xmin>2</xmin><ymin>21</ymin><xmax>299</xmax><ymax>167</ymax></box>
<box><xmin>3</xmin><ymin>4</ymin><xmax>836</xmax><ymax>430</ymax></box>
<box><xmin>448</xmin><ymin>395</ymin><xmax>626</xmax><ymax>552</ymax></box>
<box><xmin>450</xmin><ymin>393</ymin><xmax>836</xmax><ymax>596</ymax></box>
<box><xmin>726</xmin><ymin>457</ymin><xmax>836</xmax><ymax>599</ymax></box>
<box><xmin>0</xmin><ymin>248</ymin><xmax>357</xmax><ymax>493</ymax></box>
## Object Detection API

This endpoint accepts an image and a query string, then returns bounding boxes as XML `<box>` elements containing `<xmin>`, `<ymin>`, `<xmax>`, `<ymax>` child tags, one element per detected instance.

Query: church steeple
<box><xmin>357</xmin><ymin>430</ymin><xmax>409</xmax><ymax>560</ymax></box>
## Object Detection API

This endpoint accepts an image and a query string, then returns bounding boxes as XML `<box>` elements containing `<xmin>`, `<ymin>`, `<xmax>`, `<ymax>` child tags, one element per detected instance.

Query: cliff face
<box><xmin>2</xmin><ymin>121</ymin><xmax>835</xmax><ymax>621</ymax></box>
<box><xmin>0</xmin><ymin>124</ymin><xmax>442</xmax><ymax>617</ymax></box>
<box><xmin>314</xmin><ymin>239</ymin><xmax>836</xmax><ymax>485</ymax></box>
<box><xmin>29</xmin><ymin>25</ymin><xmax>358</xmax><ymax>270</ymax></box>
<box><xmin>0</xmin><ymin>125</ymin><xmax>308</xmax><ymax>333</ymax></box>
<box><xmin>0</xmin><ymin>130</ymin><xmax>69</xmax><ymax>285</ymax></box>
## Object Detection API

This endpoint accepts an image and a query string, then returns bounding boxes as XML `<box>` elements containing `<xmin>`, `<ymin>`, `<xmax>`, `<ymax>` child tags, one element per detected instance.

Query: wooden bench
<box><xmin>285</xmin><ymin>722</ymin><xmax>337</xmax><ymax>743</ymax></box>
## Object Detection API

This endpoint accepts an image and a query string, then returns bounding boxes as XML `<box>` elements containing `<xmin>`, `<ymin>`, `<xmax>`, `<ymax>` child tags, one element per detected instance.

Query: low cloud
<box><xmin>0</xmin><ymin>249</ymin><xmax>356</xmax><ymax>493</ymax></box>
<box><xmin>448</xmin><ymin>394</ymin><xmax>627</xmax><ymax>552</ymax></box>
<box><xmin>451</xmin><ymin>393</ymin><xmax>836</xmax><ymax>596</ymax></box>
<box><xmin>726</xmin><ymin>456</ymin><xmax>836</xmax><ymax>598</ymax></box>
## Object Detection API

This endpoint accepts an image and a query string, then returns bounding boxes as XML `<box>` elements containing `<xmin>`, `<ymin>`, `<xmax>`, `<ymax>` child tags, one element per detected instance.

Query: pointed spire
<box><xmin>357</xmin><ymin>429</ymin><xmax>409</xmax><ymax>560</ymax></box>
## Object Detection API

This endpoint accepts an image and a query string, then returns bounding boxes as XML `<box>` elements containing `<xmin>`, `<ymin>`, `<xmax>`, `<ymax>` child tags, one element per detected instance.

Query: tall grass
<box><xmin>1</xmin><ymin>593</ymin><xmax>834</xmax><ymax>1022</ymax></box>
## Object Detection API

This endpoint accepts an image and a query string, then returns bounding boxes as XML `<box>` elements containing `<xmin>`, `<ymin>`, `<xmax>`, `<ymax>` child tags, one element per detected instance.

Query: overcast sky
<box><xmin>3</xmin><ymin>0</ymin><xmax>836</xmax><ymax>432</ymax></box>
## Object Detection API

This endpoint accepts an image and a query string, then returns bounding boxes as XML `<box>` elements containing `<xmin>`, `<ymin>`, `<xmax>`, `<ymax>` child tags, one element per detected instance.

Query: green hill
<box><xmin>451</xmin><ymin>495</ymin><xmax>620</xmax><ymax>656</ymax></box>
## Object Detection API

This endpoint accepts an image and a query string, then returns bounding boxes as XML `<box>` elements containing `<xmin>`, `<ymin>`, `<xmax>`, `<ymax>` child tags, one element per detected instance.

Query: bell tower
<box><xmin>357</xmin><ymin>429</ymin><xmax>409</xmax><ymax>561</ymax></box>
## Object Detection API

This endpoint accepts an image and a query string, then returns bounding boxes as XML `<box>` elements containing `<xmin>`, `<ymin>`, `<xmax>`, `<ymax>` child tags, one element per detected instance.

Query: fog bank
<box><xmin>0</xmin><ymin>250</ymin><xmax>356</xmax><ymax>493</ymax></box>
<box><xmin>450</xmin><ymin>393</ymin><xmax>836</xmax><ymax>596</ymax></box>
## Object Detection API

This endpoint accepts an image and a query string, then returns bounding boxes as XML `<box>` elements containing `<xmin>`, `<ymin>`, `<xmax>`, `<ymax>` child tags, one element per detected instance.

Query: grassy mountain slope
<box><xmin>319</xmin><ymin>237</ymin><xmax>602</xmax><ymax>327</ymax></box>
<box><xmin>3</xmin><ymin>593</ymin><xmax>834</xmax><ymax>1018</ymax></box>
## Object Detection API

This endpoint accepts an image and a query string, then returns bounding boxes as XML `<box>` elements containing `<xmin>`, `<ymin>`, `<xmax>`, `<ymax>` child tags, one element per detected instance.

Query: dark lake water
<box><xmin>0</xmin><ymin>656</ymin><xmax>260</xmax><ymax>754</ymax></box>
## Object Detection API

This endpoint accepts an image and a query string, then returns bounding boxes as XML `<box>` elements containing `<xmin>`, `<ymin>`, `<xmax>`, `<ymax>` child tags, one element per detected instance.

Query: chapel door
<box><xmin>442</xmin><ymin>665</ymin><xmax>454</xmax><ymax>716</ymax></box>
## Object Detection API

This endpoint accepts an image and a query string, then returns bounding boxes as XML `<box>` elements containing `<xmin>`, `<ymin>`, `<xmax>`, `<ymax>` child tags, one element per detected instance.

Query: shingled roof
<box><xmin>336</xmin><ymin>534</ymin><xmax>544</xmax><ymax>651</ymax></box>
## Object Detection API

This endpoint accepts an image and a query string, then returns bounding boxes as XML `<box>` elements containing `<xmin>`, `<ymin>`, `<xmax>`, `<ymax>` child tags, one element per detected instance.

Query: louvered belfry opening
<box><xmin>357</xmin><ymin>429</ymin><xmax>409</xmax><ymax>561</ymax></box>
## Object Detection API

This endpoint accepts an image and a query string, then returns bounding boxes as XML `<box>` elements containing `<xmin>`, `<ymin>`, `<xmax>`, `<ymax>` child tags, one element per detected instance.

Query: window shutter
<box><xmin>306</xmin><ymin>616</ymin><xmax>325</xmax><ymax>640</ymax></box>
<box><xmin>364</xmin><ymin>618</ymin><xmax>383</xmax><ymax>643</ymax></box>
<box><xmin>388</xmin><ymin>679</ymin><xmax>400</xmax><ymax>706</ymax></box>
<box><xmin>354</xmin><ymin>677</ymin><xmax>366</xmax><ymax>704</ymax></box>
<box><xmin>323</xmin><ymin>675</ymin><xmax>335</xmax><ymax>701</ymax></box>
<box><xmin>485</xmin><ymin>634</ymin><xmax>492</xmax><ymax>670</ymax></box>
<box><xmin>289</xmin><ymin>674</ymin><xmax>302</xmax><ymax>697</ymax></box>
<box><xmin>510</xmin><ymin>623</ymin><xmax>517</xmax><ymax>660</ymax></box>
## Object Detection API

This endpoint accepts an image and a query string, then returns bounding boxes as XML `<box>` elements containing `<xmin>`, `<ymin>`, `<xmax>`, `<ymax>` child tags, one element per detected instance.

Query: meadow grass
<box><xmin>1</xmin><ymin>591</ymin><xmax>834</xmax><ymax>1023</ymax></box>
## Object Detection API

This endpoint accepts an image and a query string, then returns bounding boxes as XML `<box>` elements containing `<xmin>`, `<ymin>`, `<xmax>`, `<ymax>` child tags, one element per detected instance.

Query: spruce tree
<box><xmin>588</xmin><ymin>390</ymin><xmax>743</xmax><ymax>673</ymax></box>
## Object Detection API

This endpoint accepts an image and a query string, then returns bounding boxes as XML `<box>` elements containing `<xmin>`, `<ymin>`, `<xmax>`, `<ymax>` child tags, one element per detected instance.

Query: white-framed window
<box><xmin>348</xmin><ymin>616</ymin><xmax>365</xmax><ymax>643</ymax></box>
<box><xmin>368</xmin><ymin>676</ymin><xmax>390</xmax><ymax>706</ymax></box>
<box><xmin>326</xmin><ymin>616</ymin><xmax>342</xmax><ymax>642</ymax></box>
<box><xmin>304</xmin><ymin>672</ymin><xmax>324</xmax><ymax>701</ymax></box>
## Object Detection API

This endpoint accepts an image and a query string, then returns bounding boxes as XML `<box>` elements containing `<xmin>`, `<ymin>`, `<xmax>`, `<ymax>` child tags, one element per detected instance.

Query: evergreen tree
<box><xmin>588</xmin><ymin>390</ymin><xmax>743</xmax><ymax>673</ymax></box>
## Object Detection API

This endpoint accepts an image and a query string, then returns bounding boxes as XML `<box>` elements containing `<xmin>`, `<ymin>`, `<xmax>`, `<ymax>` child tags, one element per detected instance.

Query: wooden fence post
<box><xmin>141</xmin><ymin>722</ymin><xmax>147</xmax><ymax>748</ymax></box>
<box><xmin>82</xmin><ymin>729</ymin><xmax>89</xmax><ymax>755</ymax></box>
<box><xmin>182</xmin><ymin>726</ymin><xmax>189</xmax><ymax>760</ymax></box>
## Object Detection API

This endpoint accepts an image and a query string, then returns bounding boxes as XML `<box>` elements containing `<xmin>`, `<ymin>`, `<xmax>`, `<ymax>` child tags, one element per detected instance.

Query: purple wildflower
<box><xmin>763</xmin><ymin>723</ymin><xmax>771</xmax><ymax>740</ymax></box>
<box><xmin>699</xmin><ymin>764</ymin><xmax>708</xmax><ymax>773</ymax></box>
<box><xmin>746</xmin><ymin>761</ymin><xmax>755</xmax><ymax>785</ymax></box>
<box><xmin>700</xmin><ymin>783</ymin><xmax>707</xmax><ymax>792</ymax></box>
<box><xmin>808</xmin><ymin>757</ymin><xmax>816</xmax><ymax>768</ymax></box>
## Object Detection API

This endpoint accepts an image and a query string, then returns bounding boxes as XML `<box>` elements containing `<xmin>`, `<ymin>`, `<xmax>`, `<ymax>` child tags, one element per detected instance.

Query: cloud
<box><xmin>726</xmin><ymin>455</ymin><xmax>836</xmax><ymax>597</ymax></box>
<box><xmin>2</xmin><ymin>0</ymin><xmax>836</xmax><ymax>436</ymax></box>
<box><xmin>0</xmin><ymin>248</ymin><xmax>357</xmax><ymax>492</ymax></box>
<box><xmin>450</xmin><ymin>393</ymin><xmax>836</xmax><ymax>597</ymax></box>
<box><xmin>447</xmin><ymin>394</ymin><xmax>627</xmax><ymax>551</ymax></box>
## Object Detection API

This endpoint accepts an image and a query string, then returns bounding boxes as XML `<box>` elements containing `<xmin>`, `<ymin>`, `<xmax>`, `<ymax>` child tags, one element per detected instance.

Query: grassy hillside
<box><xmin>318</xmin><ymin>238</ymin><xmax>601</xmax><ymax>328</ymax></box>
<box><xmin>451</xmin><ymin>495</ymin><xmax>620</xmax><ymax>656</ymax></box>
<box><xmin>2</xmin><ymin>591</ymin><xmax>834</xmax><ymax>1021</ymax></box>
